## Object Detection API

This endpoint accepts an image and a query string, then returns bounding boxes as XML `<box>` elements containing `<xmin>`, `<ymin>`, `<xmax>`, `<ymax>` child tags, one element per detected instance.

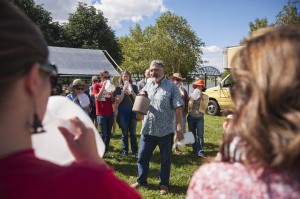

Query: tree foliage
<box><xmin>243</xmin><ymin>0</ymin><xmax>300</xmax><ymax>44</ymax></box>
<box><xmin>119</xmin><ymin>12</ymin><xmax>204</xmax><ymax>79</ymax></box>
<box><xmin>9</xmin><ymin>0</ymin><xmax>63</xmax><ymax>46</ymax></box>
<box><xmin>275</xmin><ymin>0</ymin><xmax>300</xmax><ymax>25</ymax></box>
<box><xmin>65</xmin><ymin>3</ymin><xmax>122</xmax><ymax>64</ymax></box>
<box><xmin>249</xmin><ymin>17</ymin><xmax>269</xmax><ymax>32</ymax></box>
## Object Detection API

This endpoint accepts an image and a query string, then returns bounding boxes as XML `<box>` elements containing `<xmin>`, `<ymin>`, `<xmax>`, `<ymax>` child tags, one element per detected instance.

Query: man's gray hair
<box><xmin>150</xmin><ymin>60</ymin><xmax>164</xmax><ymax>68</ymax></box>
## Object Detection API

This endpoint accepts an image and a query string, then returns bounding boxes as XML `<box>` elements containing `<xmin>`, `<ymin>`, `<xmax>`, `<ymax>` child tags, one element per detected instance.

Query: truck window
<box><xmin>223</xmin><ymin>75</ymin><xmax>233</xmax><ymax>87</ymax></box>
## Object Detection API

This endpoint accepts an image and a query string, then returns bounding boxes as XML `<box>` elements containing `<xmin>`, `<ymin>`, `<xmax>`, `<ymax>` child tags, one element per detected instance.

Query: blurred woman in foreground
<box><xmin>0</xmin><ymin>1</ymin><xmax>140</xmax><ymax>199</ymax></box>
<box><xmin>187</xmin><ymin>26</ymin><xmax>300</xmax><ymax>198</ymax></box>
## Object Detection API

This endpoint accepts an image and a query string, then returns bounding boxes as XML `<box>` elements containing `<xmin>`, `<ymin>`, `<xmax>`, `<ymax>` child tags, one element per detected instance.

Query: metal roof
<box><xmin>48</xmin><ymin>46</ymin><xmax>119</xmax><ymax>77</ymax></box>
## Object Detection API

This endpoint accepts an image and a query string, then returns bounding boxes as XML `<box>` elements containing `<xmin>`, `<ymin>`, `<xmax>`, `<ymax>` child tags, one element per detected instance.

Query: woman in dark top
<box><xmin>115</xmin><ymin>71</ymin><xmax>139</xmax><ymax>157</ymax></box>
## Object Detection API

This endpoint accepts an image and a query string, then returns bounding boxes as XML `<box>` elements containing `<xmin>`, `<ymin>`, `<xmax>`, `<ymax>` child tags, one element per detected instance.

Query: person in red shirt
<box><xmin>0</xmin><ymin>1</ymin><xmax>141</xmax><ymax>199</ymax></box>
<box><xmin>93</xmin><ymin>70</ymin><xmax>115</xmax><ymax>158</ymax></box>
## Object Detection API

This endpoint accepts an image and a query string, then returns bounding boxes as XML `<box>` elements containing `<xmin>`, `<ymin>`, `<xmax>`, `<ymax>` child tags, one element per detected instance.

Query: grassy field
<box><xmin>105</xmin><ymin>115</ymin><xmax>224</xmax><ymax>199</ymax></box>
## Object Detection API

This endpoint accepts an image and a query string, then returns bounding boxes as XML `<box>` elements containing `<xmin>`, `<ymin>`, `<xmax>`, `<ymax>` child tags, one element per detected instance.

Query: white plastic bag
<box><xmin>32</xmin><ymin>96</ymin><xmax>105</xmax><ymax>165</ymax></box>
<box><xmin>190</xmin><ymin>88</ymin><xmax>201</xmax><ymax>100</ymax></box>
<box><xmin>78</xmin><ymin>93</ymin><xmax>90</xmax><ymax>108</ymax></box>
<box><xmin>176</xmin><ymin>132</ymin><xmax>195</xmax><ymax>147</ymax></box>
<box><xmin>105</xmin><ymin>80</ymin><xmax>115</xmax><ymax>92</ymax></box>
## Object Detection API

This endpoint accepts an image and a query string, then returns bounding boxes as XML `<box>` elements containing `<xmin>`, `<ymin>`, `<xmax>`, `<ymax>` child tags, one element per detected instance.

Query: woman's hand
<box><xmin>58</xmin><ymin>117</ymin><xmax>106</xmax><ymax>165</ymax></box>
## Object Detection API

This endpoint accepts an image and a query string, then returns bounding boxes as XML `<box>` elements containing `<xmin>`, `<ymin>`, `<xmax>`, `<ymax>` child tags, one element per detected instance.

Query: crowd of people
<box><xmin>1</xmin><ymin>0</ymin><xmax>300</xmax><ymax>198</ymax></box>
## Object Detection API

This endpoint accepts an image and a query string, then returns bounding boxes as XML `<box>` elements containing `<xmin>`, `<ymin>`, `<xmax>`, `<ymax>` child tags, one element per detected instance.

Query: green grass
<box><xmin>105</xmin><ymin>115</ymin><xmax>224</xmax><ymax>199</ymax></box>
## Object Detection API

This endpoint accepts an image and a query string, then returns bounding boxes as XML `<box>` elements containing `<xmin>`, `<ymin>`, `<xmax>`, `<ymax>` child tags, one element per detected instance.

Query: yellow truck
<box><xmin>204</xmin><ymin>46</ymin><xmax>243</xmax><ymax>116</ymax></box>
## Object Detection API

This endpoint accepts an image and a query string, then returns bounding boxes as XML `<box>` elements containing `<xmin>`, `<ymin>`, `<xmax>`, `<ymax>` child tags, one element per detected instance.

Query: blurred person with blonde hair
<box><xmin>187</xmin><ymin>25</ymin><xmax>300</xmax><ymax>198</ymax></box>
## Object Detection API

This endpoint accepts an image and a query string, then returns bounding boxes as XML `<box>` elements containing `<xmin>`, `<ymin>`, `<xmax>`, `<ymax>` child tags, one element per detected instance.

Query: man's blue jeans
<box><xmin>117</xmin><ymin>110</ymin><xmax>138</xmax><ymax>154</ymax></box>
<box><xmin>137</xmin><ymin>133</ymin><xmax>173</xmax><ymax>187</ymax></box>
<box><xmin>97</xmin><ymin>114</ymin><xmax>114</xmax><ymax>153</ymax></box>
<box><xmin>187</xmin><ymin>115</ymin><xmax>205</xmax><ymax>155</ymax></box>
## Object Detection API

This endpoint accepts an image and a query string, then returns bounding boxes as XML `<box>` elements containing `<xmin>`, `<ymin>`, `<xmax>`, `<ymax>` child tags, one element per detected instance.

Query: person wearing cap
<box><xmin>131</xmin><ymin>60</ymin><xmax>184</xmax><ymax>195</ymax></box>
<box><xmin>137</xmin><ymin>69</ymin><xmax>150</xmax><ymax>91</ymax></box>
<box><xmin>0</xmin><ymin>1</ymin><xmax>141</xmax><ymax>199</ymax></box>
<box><xmin>187</xmin><ymin>79</ymin><xmax>209</xmax><ymax>158</ymax></box>
<box><xmin>89</xmin><ymin>76</ymin><xmax>99</xmax><ymax>128</ymax></box>
<box><xmin>169</xmin><ymin>72</ymin><xmax>189</xmax><ymax>155</ymax></box>
<box><xmin>93</xmin><ymin>70</ymin><xmax>115</xmax><ymax>158</ymax></box>
<box><xmin>66</xmin><ymin>79</ymin><xmax>90</xmax><ymax>115</ymax></box>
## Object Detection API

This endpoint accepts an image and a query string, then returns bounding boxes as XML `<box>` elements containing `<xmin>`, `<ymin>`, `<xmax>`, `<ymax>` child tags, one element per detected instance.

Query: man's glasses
<box><xmin>74</xmin><ymin>86</ymin><xmax>84</xmax><ymax>91</ymax></box>
<box><xmin>103</xmin><ymin>76</ymin><xmax>110</xmax><ymax>79</ymax></box>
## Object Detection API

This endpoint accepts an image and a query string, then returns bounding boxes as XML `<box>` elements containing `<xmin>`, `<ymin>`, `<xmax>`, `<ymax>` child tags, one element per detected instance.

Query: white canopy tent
<box><xmin>48</xmin><ymin>46</ymin><xmax>119</xmax><ymax>77</ymax></box>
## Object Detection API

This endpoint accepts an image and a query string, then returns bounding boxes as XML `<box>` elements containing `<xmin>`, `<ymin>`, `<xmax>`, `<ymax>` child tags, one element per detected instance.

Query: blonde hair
<box><xmin>221</xmin><ymin>26</ymin><xmax>300</xmax><ymax>169</ymax></box>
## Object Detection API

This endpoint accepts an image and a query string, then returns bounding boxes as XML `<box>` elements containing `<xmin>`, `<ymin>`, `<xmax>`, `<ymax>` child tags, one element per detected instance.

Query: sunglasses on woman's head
<box><xmin>40</xmin><ymin>63</ymin><xmax>58</xmax><ymax>89</ymax></box>
<box><xmin>40</xmin><ymin>63</ymin><xmax>58</xmax><ymax>76</ymax></box>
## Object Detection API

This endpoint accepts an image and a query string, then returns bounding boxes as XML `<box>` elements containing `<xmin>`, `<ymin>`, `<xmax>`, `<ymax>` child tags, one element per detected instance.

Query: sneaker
<box><xmin>160</xmin><ymin>185</ymin><xmax>169</xmax><ymax>195</ymax></box>
<box><xmin>172</xmin><ymin>148</ymin><xmax>182</xmax><ymax>155</ymax></box>
<box><xmin>197</xmin><ymin>152</ymin><xmax>207</xmax><ymax>158</ymax></box>
<box><xmin>104</xmin><ymin>152</ymin><xmax>114</xmax><ymax>158</ymax></box>
<box><xmin>130</xmin><ymin>182</ymin><xmax>141</xmax><ymax>189</ymax></box>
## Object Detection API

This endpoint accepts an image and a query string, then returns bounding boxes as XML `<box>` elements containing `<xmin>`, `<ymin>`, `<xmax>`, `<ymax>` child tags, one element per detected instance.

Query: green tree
<box><xmin>65</xmin><ymin>3</ymin><xmax>122</xmax><ymax>64</ymax></box>
<box><xmin>275</xmin><ymin>0</ymin><xmax>300</xmax><ymax>25</ymax></box>
<box><xmin>118</xmin><ymin>24</ymin><xmax>154</xmax><ymax>74</ymax></box>
<box><xmin>9</xmin><ymin>0</ymin><xmax>64</xmax><ymax>46</ymax></box>
<box><xmin>119</xmin><ymin>12</ymin><xmax>204</xmax><ymax>79</ymax></box>
<box><xmin>249</xmin><ymin>17</ymin><xmax>269</xmax><ymax>32</ymax></box>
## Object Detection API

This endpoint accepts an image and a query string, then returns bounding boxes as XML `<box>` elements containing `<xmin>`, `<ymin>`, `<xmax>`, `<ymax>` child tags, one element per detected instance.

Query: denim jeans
<box><xmin>117</xmin><ymin>111</ymin><xmax>138</xmax><ymax>154</ymax></box>
<box><xmin>137</xmin><ymin>133</ymin><xmax>173</xmax><ymax>187</ymax></box>
<box><xmin>187</xmin><ymin>114</ymin><xmax>205</xmax><ymax>155</ymax></box>
<box><xmin>97</xmin><ymin>114</ymin><xmax>114</xmax><ymax>153</ymax></box>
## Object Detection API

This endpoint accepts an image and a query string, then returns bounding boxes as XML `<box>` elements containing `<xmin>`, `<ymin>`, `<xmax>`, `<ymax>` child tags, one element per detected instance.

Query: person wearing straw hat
<box><xmin>169</xmin><ymin>73</ymin><xmax>189</xmax><ymax>155</ymax></box>
<box><xmin>66</xmin><ymin>79</ymin><xmax>90</xmax><ymax>115</ymax></box>
<box><xmin>0</xmin><ymin>1</ymin><xmax>141</xmax><ymax>198</ymax></box>
<box><xmin>187</xmin><ymin>79</ymin><xmax>209</xmax><ymax>158</ymax></box>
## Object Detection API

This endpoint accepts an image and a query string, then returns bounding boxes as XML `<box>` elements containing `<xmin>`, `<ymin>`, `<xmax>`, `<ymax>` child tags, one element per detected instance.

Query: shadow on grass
<box><xmin>146</xmin><ymin>142</ymin><xmax>219</xmax><ymax>166</ymax></box>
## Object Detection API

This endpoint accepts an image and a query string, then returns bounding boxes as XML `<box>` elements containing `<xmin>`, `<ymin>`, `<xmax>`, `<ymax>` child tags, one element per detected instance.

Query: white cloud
<box><xmin>93</xmin><ymin>0</ymin><xmax>168</xmax><ymax>28</ymax></box>
<box><xmin>35</xmin><ymin>0</ymin><xmax>91</xmax><ymax>23</ymax></box>
<box><xmin>34</xmin><ymin>0</ymin><xmax>168</xmax><ymax>29</ymax></box>
<box><xmin>202</xmin><ymin>45</ymin><xmax>222</xmax><ymax>54</ymax></box>
<box><xmin>202</xmin><ymin>56</ymin><xmax>223</xmax><ymax>71</ymax></box>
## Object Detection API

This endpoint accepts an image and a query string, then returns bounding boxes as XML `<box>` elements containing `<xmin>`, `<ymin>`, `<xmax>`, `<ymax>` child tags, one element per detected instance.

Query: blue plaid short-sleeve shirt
<box><xmin>140</xmin><ymin>77</ymin><xmax>184</xmax><ymax>137</ymax></box>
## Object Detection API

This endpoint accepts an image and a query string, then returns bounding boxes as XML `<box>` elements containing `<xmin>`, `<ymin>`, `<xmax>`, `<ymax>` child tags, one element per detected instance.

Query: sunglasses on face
<box><xmin>103</xmin><ymin>76</ymin><xmax>110</xmax><ymax>79</ymax></box>
<box><xmin>173</xmin><ymin>78</ymin><xmax>181</xmax><ymax>82</ymax></box>
<box><xmin>74</xmin><ymin>86</ymin><xmax>84</xmax><ymax>91</ymax></box>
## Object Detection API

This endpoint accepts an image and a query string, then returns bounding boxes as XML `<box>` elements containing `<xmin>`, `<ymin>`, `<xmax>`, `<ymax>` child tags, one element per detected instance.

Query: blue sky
<box><xmin>35</xmin><ymin>0</ymin><xmax>289</xmax><ymax>71</ymax></box>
